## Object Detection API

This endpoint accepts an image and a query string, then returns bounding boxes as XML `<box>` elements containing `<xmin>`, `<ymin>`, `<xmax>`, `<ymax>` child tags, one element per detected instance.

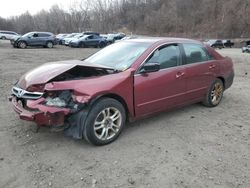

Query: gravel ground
<box><xmin>0</xmin><ymin>40</ymin><xmax>250</xmax><ymax>188</ymax></box>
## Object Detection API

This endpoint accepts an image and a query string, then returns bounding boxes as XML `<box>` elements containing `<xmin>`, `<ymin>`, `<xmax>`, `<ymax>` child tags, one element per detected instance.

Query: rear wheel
<box><xmin>99</xmin><ymin>42</ymin><xmax>106</xmax><ymax>48</ymax></box>
<box><xmin>18</xmin><ymin>41</ymin><xmax>27</xmax><ymax>49</ymax></box>
<box><xmin>46</xmin><ymin>41</ymin><xmax>53</xmax><ymax>48</ymax></box>
<box><xmin>203</xmin><ymin>79</ymin><xmax>224</xmax><ymax>107</ymax></box>
<box><xmin>1</xmin><ymin>36</ymin><xmax>6</xmax><ymax>40</ymax></box>
<box><xmin>83</xmin><ymin>98</ymin><xmax>126</xmax><ymax>146</ymax></box>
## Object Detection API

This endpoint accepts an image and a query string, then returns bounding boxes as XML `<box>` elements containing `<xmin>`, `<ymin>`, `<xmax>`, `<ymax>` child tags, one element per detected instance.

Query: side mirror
<box><xmin>140</xmin><ymin>63</ymin><xmax>160</xmax><ymax>74</ymax></box>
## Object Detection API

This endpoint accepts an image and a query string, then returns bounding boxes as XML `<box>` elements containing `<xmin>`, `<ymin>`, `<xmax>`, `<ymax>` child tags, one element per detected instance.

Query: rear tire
<box><xmin>202</xmin><ymin>79</ymin><xmax>224</xmax><ymax>107</ymax></box>
<box><xmin>79</xmin><ymin>42</ymin><xmax>85</xmax><ymax>48</ymax></box>
<box><xmin>83</xmin><ymin>98</ymin><xmax>126</xmax><ymax>146</ymax></box>
<box><xmin>1</xmin><ymin>36</ymin><xmax>6</xmax><ymax>40</ymax></box>
<box><xmin>99</xmin><ymin>42</ymin><xmax>106</xmax><ymax>48</ymax></box>
<box><xmin>46</xmin><ymin>41</ymin><xmax>53</xmax><ymax>48</ymax></box>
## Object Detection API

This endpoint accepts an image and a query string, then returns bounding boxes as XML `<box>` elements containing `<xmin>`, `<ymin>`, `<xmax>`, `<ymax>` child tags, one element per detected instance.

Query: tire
<box><xmin>99</xmin><ymin>42</ymin><xmax>106</xmax><ymax>48</ymax></box>
<box><xmin>79</xmin><ymin>42</ymin><xmax>85</xmax><ymax>48</ymax></box>
<box><xmin>83</xmin><ymin>98</ymin><xmax>126</xmax><ymax>146</ymax></box>
<box><xmin>46</xmin><ymin>41</ymin><xmax>53</xmax><ymax>48</ymax></box>
<box><xmin>202</xmin><ymin>79</ymin><xmax>224</xmax><ymax>107</ymax></box>
<box><xmin>18</xmin><ymin>41</ymin><xmax>27</xmax><ymax>49</ymax></box>
<box><xmin>1</xmin><ymin>36</ymin><xmax>6</xmax><ymax>40</ymax></box>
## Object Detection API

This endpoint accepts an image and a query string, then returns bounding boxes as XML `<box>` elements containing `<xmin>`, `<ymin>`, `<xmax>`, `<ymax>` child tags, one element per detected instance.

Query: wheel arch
<box><xmin>89</xmin><ymin>93</ymin><xmax>130</xmax><ymax>121</ymax></box>
<box><xmin>217</xmin><ymin>76</ymin><xmax>225</xmax><ymax>88</ymax></box>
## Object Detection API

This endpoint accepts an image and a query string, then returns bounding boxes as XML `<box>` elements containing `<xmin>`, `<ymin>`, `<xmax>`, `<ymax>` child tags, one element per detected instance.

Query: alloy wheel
<box><xmin>211</xmin><ymin>82</ymin><xmax>223</xmax><ymax>105</ymax></box>
<box><xmin>94</xmin><ymin>107</ymin><xmax>122</xmax><ymax>141</ymax></box>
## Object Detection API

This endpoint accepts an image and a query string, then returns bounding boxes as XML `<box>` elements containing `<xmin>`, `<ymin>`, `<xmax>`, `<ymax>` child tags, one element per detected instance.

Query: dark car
<box><xmin>83</xmin><ymin>31</ymin><xmax>100</xmax><ymax>36</ymax></box>
<box><xmin>205</xmin><ymin>40</ymin><xmax>224</xmax><ymax>49</ymax></box>
<box><xmin>11</xmin><ymin>32</ymin><xmax>56</xmax><ymax>49</ymax></box>
<box><xmin>223</xmin><ymin>40</ymin><xmax>234</xmax><ymax>48</ymax></box>
<box><xmin>69</xmin><ymin>34</ymin><xmax>107</xmax><ymax>48</ymax></box>
<box><xmin>9</xmin><ymin>38</ymin><xmax>234</xmax><ymax>145</ymax></box>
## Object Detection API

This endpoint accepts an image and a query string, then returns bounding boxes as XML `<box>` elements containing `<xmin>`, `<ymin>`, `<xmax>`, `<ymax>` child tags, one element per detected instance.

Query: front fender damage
<box><xmin>42</xmin><ymin>89</ymin><xmax>90</xmax><ymax>139</ymax></box>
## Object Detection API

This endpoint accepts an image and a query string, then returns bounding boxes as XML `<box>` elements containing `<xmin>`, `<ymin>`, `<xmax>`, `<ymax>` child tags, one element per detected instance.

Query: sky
<box><xmin>0</xmin><ymin>0</ymin><xmax>82</xmax><ymax>18</ymax></box>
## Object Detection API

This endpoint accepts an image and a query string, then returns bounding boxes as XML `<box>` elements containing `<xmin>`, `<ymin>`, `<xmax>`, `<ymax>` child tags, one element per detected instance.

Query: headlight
<box><xmin>45</xmin><ymin>97</ymin><xmax>66</xmax><ymax>108</ymax></box>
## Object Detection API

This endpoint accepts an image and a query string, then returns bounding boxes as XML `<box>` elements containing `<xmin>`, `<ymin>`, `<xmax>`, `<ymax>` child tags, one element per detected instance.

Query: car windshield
<box><xmin>85</xmin><ymin>41</ymin><xmax>151</xmax><ymax>71</ymax></box>
<box><xmin>74</xmin><ymin>34</ymin><xmax>83</xmax><ymax>38</ymax></box>
<box><xmin>22</xmin><ymin>32</ymin><xmax>33</xmax><ymax>37</ymax></box>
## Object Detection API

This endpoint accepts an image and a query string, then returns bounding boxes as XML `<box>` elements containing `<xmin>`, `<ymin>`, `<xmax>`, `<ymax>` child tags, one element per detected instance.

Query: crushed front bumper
<box><xmin>10</xmin><ymin>96</ymin><xmax>70</xmax><ymax>126</ymax></box>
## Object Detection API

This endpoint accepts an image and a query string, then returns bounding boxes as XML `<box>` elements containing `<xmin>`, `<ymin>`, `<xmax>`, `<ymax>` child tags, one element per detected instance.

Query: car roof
<box><xmin>127</xmin><ymin>37</ymin><xmax>202</xmax><ymax>45</ymax></box>
<box><xmin>31</xmin><ymin>31</ymin><xmax>54</xmax><ymax>34</ymax></box>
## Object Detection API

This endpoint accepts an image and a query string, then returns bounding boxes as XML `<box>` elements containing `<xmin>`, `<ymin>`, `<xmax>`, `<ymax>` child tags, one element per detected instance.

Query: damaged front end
<box><xmin>10</xmin><ymin>87</ymin><xmax>89</xmax><ymax>139</ymax></box>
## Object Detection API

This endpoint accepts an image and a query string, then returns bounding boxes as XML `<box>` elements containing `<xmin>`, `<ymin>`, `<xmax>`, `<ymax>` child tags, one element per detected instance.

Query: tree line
<box><xmin>0</xmin><ymin>0</ymin><xmax>250</xmax><ymax>39</ymax></box>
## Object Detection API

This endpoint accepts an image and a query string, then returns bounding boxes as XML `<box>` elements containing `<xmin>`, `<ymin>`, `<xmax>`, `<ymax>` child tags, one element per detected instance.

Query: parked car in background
<box><xmin>63</xmin><ymin>33</ymin><xmax>83</xmax><ymax>46</ymax></box>
<box><xmin>119</xmin><ymin>35</ymin><xmax>138</xmax><ymax>41</ymax></box>
<box><xmin>83</xmin><ymin>31</ymin><xmax>100</xmax><ymax>36</ymax></box>
<box><xmin>0</xmin><ymin>30</ymin><xmax>20</xmax><ymax>40</ymax></box>
<box><xmin>204</xmin><ymin>39</ymin><xmax>224</xmax><ymax>49</ymax></box>
<box><xmin>114</xmin><ymin>33</ymin><xmax>126</xmax><ymax>40</ymax></box>
<box><xmin>10</xmin><ymin>38</ymin><xmax>234</xmax><ymax>145</ymax></box>
<box><xmin>69</xmin><ymin>34</ymin><xmax>107</xmax><ymax>48</ymax></box>
<box><xmin>61</xmin><ymin>33</ymin><xmax>80</xmax><ymax>45</ymax></box>
<box><xmin>11</xmin><ymin>32</ymin><xmax>56</xmax><ymax>49</ymax></box>
<box><xmin>106</xmin><ymin>33</ymin><xmax>126</xmax><ymax>44</ymax></box>
<box><xmin>56</xmin><ymin>33</ymin><xmax>69</xmax><ymax>44</ymax></box>
<box><xmin>242</xmin><ymin>45</ymin><xmax>250</xmax><ymax>53</ymax></box>
<box><xmin>223</xmin><ymin>40</ymin><xmax>234</xmax><ymax>48</ymax></box>
<box><xmin>106</xmin><ymin>34</ymin><xmax>116</xmax><ymax>44</ymax></box>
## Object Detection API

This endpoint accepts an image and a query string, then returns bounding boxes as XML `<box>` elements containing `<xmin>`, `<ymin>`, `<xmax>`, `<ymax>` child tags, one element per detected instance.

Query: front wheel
<box><xmin>83</xmin><ymin>98</ymin><xmax>126</xmax><ymax>146</ymax></box>
<box><xmin>79</xmin><ymin>42</ymin><xmax>85</xmax><ymax>48</ymax></box>
<box><xmin>203</xmin><ymin>79</ymin><xmax>224</xmax><ymax>107</ymax></box>
<box><xmin>18</xmin><ymin>41</ymin><xmax>27</xmax><ymax>49</ymax></box>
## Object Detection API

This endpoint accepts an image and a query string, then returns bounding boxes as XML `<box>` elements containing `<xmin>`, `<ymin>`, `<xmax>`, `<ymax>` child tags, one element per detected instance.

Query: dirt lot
<box><xmin>0</xmin><ymin>40</ymin><xmax>249</xmax><ymax>188</ymax></box>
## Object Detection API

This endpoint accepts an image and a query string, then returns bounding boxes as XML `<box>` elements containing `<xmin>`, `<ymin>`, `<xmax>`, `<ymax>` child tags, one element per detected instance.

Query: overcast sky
<box><xmin>0</xmin><ymin>0</ymin><xmax>82</xmax><ymax>18</ymax></box>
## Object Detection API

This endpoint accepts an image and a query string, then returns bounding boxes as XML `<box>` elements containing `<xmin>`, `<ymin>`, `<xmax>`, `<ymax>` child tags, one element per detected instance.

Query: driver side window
<box><xmin>145</xmin><ymin>44</ymin><xmax>180</xmax><ymax>69</ymax></box>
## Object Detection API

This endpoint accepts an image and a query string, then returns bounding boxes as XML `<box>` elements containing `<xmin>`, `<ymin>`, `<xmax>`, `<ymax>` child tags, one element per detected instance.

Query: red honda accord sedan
<box><xmin>9</xmin><ymin>38</ymin><xmax>234</xmax><ymax>145</ymax></box>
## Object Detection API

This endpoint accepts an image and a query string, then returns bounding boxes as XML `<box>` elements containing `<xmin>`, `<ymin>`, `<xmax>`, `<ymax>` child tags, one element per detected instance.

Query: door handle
<box><xmin>176</xmin><ymin>72</ymin><xmax>185</xmax><ymax>78</ymax></box>
<box><xmin>209</xmin><ymin>65</ymin><xmax>216</xmax><ymax>69</ymax></box>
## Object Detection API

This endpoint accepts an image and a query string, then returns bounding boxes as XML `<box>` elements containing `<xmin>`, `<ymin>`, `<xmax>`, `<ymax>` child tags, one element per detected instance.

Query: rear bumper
<box><xmin>10</xmin><ymin>96</ymin><xmax>70</xmax><ymax>126</ymax></box>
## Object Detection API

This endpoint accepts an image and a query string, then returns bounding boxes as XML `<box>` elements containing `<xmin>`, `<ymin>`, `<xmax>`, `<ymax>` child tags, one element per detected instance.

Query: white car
<box><xmin>0</xmin><ymin>30</ymin><xmax>20</xmax><ymax>40</ymax></box>
<box><xmin>62</xmin><ymin>33</ymin><xmax>82</xmax><ymax>45</ymax></box>
<box><xmin>242</xmin><ymin>45</ymin><xmax>250</xmax><ymax>53</ymax></box>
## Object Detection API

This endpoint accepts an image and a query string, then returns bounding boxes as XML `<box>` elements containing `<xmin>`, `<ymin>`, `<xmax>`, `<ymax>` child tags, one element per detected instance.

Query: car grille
<box><xmin>12</xmin><ymin>86</ymin><xmax>43</xmax><ymax>100</ymax></box>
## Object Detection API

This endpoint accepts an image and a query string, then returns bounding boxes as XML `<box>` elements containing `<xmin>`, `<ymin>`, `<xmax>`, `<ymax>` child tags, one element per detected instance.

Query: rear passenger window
<box><xmin>38</xmin><ymin>33</ymin><xmax>50</xmax><ymax>37</ymax></box>
<box><xmin>145</xmin><ymin>44</ymin><xmax>180</xmax><ymax>69</ymax></box>
<box><xmin>183</xmin><ymin>44</ymin><xmax>212</xmax><ymax>64</ymax></box>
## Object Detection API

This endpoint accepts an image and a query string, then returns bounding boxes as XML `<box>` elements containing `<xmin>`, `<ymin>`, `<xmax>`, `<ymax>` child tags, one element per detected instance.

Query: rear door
<box><xmin>134</xmin><ymin>44</ymin><xmax>187</xmax><ymax>117</ymax></box>
<box><xmin>181</xmin><ymin>43</ymin><xmax>220</xmax><ymax>101</ymax></box>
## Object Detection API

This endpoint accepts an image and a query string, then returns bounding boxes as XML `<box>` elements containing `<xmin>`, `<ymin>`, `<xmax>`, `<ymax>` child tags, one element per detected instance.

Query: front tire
<box><xmin>83</xmin><ymin>98</ymin><xmax>126</xmax><ymax>146</ymax></box>
<box><xmin>79</xmin><ymin>42</ymin><xmax>85</xmax><ymax>48</ymax></box>
<box><xmin>18</xmin><ymin>41</ymin><xmax>27</xmax><ymax>49</ymax></box>
<box><xmin>203</xmin><ymin>79</ymin><xmax>224</xmax><ymax>107</ymax></box>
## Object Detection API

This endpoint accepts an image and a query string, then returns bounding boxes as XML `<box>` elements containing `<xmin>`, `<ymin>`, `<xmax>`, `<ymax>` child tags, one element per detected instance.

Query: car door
<box><xmin>181</xmin><ymin>43</ymin><xmax>220</xmax><ymax>101</ymax></box>
<box><xmin>85</xmin><ymin>35</ymin><xmax>94</xmax><ymax>46</ymax></box>
<box><xmin>28</xmin><ymin>33</ymin><xmax>39</xmax><ymax>46</ymax></box>
<box><xmin>134</xmin><ymin>44</ymin><xmax>187</xmax><ymax>117</ymax></box>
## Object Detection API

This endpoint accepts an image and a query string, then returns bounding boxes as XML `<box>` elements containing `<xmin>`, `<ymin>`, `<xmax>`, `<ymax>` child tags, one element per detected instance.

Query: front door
<box><xmin>134</xmin><ymin>44</ymin><xmax>187</xmax><ymax>117</ymax></box>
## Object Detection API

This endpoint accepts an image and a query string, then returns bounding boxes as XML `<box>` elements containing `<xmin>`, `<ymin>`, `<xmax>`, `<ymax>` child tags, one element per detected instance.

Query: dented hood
<box><xmin>17</xmin><ymin>60</ymin><xmax>112</xmax><ymax>89</ymax></box>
